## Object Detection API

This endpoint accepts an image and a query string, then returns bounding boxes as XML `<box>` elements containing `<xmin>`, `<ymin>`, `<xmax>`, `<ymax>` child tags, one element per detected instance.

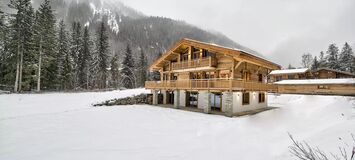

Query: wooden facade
<box><xmin>277</xmin><ymin>84</ymin><xmax>355</xmax><ymax>96</ymax></box>
<box><xmin>147</xmin><ymin>38</ymin><xmax>281</xmax><ymax>91</ymax></box>
<box><xmin>267</xmin><ymin>68</ymin><xmax>312</xmax><ymax>83</ymax></box>
<box><xmin>146</xmin><ymin>39</ymin><xmax>281</xmax><ymax>116</ymax></box>
<box><xmin>312</xmin><ymin>68</ymin><xmax>355</xmax><ymax>79</ymax></box>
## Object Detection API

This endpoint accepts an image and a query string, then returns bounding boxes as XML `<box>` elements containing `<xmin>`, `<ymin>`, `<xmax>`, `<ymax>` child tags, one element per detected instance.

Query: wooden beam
<box><xmin>234</xmin><ymin>61</ymin><xmax>244</xmax><ymax>69</ymax></box>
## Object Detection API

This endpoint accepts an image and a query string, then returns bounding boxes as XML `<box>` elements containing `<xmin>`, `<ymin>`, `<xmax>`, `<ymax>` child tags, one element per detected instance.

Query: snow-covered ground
<box><xmin>0</xmin><ymin>89</ymin><xmax>354</xmax><ymax>160</ymax></box>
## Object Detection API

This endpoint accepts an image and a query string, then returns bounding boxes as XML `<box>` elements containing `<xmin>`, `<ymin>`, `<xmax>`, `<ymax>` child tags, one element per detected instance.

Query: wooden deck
<box><xmin>145</xmin><ymin>79</ymin><xmax>278</xmax><ymax>92</ymax></box>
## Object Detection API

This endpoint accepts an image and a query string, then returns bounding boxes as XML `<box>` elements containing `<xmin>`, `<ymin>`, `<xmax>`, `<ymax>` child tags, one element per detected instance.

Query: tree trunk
<box><xmin>18</xmin><ymin>43</ymin><xmax>23</xmax><ymax>92</ymax></box>
<box><xmin>37</xmin><ymin>37</ymin><xmax>42</xmax><ymax>92</ymax></box>
<box><xmin>14</xmin><ymin>40</ymin><xmax>20</xmax><ymax>93</ymax></box>
<box><xmin>14</xmin><ymin>60</ymin><xmax>19</xmax><ymax>92</ymax></box>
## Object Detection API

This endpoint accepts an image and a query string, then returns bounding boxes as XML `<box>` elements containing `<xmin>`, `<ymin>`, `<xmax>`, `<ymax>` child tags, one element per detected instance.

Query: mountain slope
<box><xmin>3</xmin><ymin>0</ymin><xmax>263</xmax><ymax>64</ymax></box>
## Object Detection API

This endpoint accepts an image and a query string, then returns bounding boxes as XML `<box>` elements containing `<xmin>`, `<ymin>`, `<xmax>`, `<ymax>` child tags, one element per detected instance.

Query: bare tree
<box><xmin>301</xmin><ymin>53</ymin><xmax>314</xmax><ymax>69</ymax></box>
<box><xmin>288</xmin><ymin>133</ymin><xmax>355</xmax><ymax>160</ymax></box>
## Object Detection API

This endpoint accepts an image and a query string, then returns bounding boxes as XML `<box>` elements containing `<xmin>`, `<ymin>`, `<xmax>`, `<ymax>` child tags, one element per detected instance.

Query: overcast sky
<box><xmin>119</xmin><ymin>0</ymin><xmax>355</xmax><ymax>67</ymax></box>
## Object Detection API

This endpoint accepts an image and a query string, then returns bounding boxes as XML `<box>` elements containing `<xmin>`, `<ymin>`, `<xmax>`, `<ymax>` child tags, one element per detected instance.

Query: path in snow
<box><xmin>0</xmin><ymin>89</ymin><xmax>354</xmax><ymax>160</ymax></box>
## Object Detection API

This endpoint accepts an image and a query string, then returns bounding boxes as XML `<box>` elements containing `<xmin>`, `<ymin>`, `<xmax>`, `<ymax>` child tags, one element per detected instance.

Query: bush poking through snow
<box><xmin>288</xmin><ymin>133</ymin><xmax>355</xmax><ymax>160</ymax></box>
<box><xmin>93</xmin><ymin>93</ymin><xmax>152</xmax><ymax>106</ymax></box>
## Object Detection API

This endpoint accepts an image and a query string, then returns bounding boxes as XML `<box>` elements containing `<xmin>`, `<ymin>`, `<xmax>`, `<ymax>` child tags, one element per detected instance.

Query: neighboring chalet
<box><xmin>145</xmin><ymin>38</ymin><xmax>281</xmax><ymax>116</ymax></box>
<box><xmin>269</xmin><ymin>68</ymin><xmax>355</xmax><ymax>96</ymax></box>
<box><xmin>313</xmin><ymin>68</ymin><xmax>355</xmax><ymax>79</ymax></box>
<box><xmin>268</xmin><ymin>68</ymin><xmax>312</xmax><ymax>82</ymax></box>
<box><xmin>268</xmin><ymin>68</ymin><xmax>355</xmax><ymax>82</ymax></box>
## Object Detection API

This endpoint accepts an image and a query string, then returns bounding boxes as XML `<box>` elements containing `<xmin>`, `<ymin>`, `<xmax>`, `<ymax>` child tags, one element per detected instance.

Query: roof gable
<box><xmin>150</xmin><ymin>38</ymin><xmax>281</xmax><ymax>71</ymax></box>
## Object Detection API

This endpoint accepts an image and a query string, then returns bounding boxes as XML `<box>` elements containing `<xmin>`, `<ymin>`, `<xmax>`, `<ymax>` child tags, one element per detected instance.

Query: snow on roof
<box><xmin>183</xmin><ymin>38</ymin><xmax>273</xmax><ymax>63</ymax></box>
<box><xmin>275</xmin><ymin>78</ymin><xmax>355</xmax><ymax>85</ymax></box>
<box><xmin>269</xmin><ymin>68</ymin><xmax>309</xmax><ymax>75</ymax></box>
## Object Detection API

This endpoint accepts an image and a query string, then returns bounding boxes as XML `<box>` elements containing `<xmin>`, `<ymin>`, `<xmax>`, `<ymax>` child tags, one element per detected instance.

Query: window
<box><xmin>242</xmin><ymin>92</ymin><xmax>250</xmax><ymax>105</ymax></box>
<box><xmin>318</xmin><ymin>85</ymin><xmax>329</xmax><ymax>89</ymax></box>
<box><xmin>258</xmin><ymin>74</ymin><xmax>263</xmax><ymax>82</ymax></box>
<box><xmin>243</xmin><ymin>72</ymin><xmax>251</xmax><ymax>81</ymax></box>
<box><xmin>259</xmin><ymin>93</ymin><xmax>265</xmax><ymax>103</ymax></box>
<box><xmin>288</xmin><ymin>75</ymin><xmax>295</xmax><ymax>79</ymax></box>
<box><xmin>276</xmin><ymin>76</ymin><xmax>282</xmax><ymax>81</ymax></box>
<box><xmin>192</xmin><ymin>52</ymin><xmax>199</xmax><ymax>60</ymax></box>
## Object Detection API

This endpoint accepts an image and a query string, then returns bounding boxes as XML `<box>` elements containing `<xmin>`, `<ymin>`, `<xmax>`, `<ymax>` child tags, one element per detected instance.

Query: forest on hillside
<box><xmin>0</xmin><ymin>0</ymin><xmax>152</xmax><ymax>92</ymax></box>
<box><xmin>0</xmin><ymin>0</ymin><xmax>249</xmax><ymax>92</ymax></box>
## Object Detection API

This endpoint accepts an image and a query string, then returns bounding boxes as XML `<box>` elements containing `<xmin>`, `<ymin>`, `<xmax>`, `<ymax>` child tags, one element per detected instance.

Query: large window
<box><xmin>242</xmin><ymin>92</ymin><xmax>250</xmax><ymax>105</ymax></box>
<box><xmin>288</xmin><ymin>75</ymin><xmax>295</xmax><ymax>79</ymax></box>
<box><xmin>259</xmin><ymin>93</ymin><xmax>265</xmax><ymax>103</ymax></box>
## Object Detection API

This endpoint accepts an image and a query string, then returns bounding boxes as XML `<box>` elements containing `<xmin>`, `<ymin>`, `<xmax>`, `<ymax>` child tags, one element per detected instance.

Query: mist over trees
<box><xmin>0</xmin><ymin>0</ymin><xmax>150</xmax><ymax>92</ymax></box>
<box><xmin>0</xmin><ymin>0</ymin><xmax>246</xmax><ymax>92</ymax></box>
<box><xmin>300</xmin><ymin>43</ymin><xmax>355</xmax><ymax>73</ymax></box>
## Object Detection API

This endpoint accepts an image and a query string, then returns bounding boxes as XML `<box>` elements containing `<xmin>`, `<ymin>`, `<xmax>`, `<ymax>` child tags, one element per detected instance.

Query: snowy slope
<box><xmin>0</xmin><ymin>90</ymin><xmax>354</xmax><ymax>160</ymax></box>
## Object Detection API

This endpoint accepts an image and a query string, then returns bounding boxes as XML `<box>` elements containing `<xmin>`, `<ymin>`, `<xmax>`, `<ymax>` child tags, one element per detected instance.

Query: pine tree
<box><xmin>325</xmin><ymin>44</ymin><xmax>339</xmax><ymax>70</ymax></box>
<box><xmin>0</xmin><ymin>8</ymin><xmax>8</xmax><ymax>85</ymax></box>
<box><xmin>95</xmin><ymin>21</ymin><xmax>109</xmax><ymax>89</ymax></box>
<box><xmin>287</xmin><ymin>64</ymin><xmax>295</xmax><ymax>69</ymax></box>
<box><xmin>311</xmin><ymin>56</ymin><xmax>319</xmax><ymax>70</ymax></box>
<box><xmin>318</xmin><ymin>51</ymin><xmax>326</xmax><ymax>68</ymax></box>
<box><xmin>57</xmin><ymin>20</ymin><xmax>71</xmax><ymax>90</ymax></box>
<box><xmin>338</xmin><ymin>42</ymin><xmax>354</xmax><ymax>72</ymax></box>
<box><xmin>122</xmin><ymin>44</ymin><xmax>135</xmax><ymax>89</ymax></box>
<box><xmin>78</xmin><ymin>26</ymin><xmax>92</xmax><ymax>89</ymax></box>
<box><xmin>70</xmin><ymin>22</ymin><xmax>83</xmax><ymax>89</ymax></box>
<box><xmin>137</xmin><ymin>48</ymin><xmax>147</xmax><ymax>87</ymax></box>
<box><xmin>110</xmin><ymin>52</ymin><xmax>120</xmax><ymax>89</ymax></box>
<box><xmin>8</xmin><ymin>0</ymin><xmax>36</xmax><ymax>92</ymax></box>
<box><xmin>33</xmin><ymin>0</ymin><xmax>57</xmax><ymax>91</ymax></box>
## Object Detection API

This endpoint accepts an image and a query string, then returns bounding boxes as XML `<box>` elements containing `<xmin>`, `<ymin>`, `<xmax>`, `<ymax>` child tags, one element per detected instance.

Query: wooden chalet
<box><xmin>312</xmin><ymin>68</ymin><xmax>355</xmax><ymax>79</ymax></box>
<box><xmin>145</xmin><ymin>38</ymin><xmax>281</xmax><ymax>116</ymax></box>
<box><xmin>267</xmin><ymin>68</ymin><xmax>312</xmax><ymax>83</ymax></box>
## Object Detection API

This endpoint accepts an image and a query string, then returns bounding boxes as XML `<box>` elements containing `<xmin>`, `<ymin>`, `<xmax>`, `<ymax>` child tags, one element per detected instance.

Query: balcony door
<box><xmin>181</xmin><ymin>53</ymin><xmax>188</xmax><ymax>61</ymax></box>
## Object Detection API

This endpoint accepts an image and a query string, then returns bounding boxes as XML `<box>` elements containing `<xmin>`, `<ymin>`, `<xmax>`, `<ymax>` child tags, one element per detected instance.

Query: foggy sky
<box><xmin>119</xmin><ymin>0</ymin><xmax>355</xmax><ymax>67</ymax></box>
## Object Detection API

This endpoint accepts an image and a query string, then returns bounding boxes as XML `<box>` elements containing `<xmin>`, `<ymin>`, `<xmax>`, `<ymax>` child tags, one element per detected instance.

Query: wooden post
<box><xmin>188</xmin><ymin>46</ymin><xmax>192</xmax><ymax>62</ymax></box>
<box><xmin>199</xmin><ymin>49</ymin><xmax>203</xmax><ymax>61</ymax></box>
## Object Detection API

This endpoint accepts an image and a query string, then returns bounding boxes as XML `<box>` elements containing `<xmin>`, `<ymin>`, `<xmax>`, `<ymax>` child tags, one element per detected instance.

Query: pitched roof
<box><xmin>149</xmin><ymin>38</ymin><xmax>281</xmax><ymax>71</ymax></box>
<box><xmin>269</xmin><ymin>68</ymin><xmax>309</xmax><ymax>75</ymax></box>
<box><xmin>314</xmin><ymin>68</ymin><xmax>355</xmax><ymax>77</ymax></box>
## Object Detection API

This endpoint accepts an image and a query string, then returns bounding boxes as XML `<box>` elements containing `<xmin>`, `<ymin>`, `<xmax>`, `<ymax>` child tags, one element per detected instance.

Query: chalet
<box><xmin>312</xmin><ymin>68</ymin><xmax>355</xmax><ymax>79</ymax></box>
<box><xmin>267</xmin><ymin>68</ymin><xmax>312</xmax><ymax>82</ymax></box>
<box><xmin>145</xmin><ymin>38</ymin><xmax>281</xmax><ymax>116</ymax></box>
<box><xmin>275</xmin><ymin>78</ymin><xmax>355</xmax><ymax>96</ymax></box>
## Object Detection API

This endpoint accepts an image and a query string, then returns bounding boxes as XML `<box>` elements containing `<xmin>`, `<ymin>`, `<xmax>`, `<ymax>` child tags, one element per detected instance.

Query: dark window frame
<box><xmin>242</xmin><ymin>92</ymin><xmax>250</xmax><ymax>105</ymax></box>
<box><xmin>258</xmin><ymin>92</ymin><xmax>265</xmax><ymax>103</ymax></box>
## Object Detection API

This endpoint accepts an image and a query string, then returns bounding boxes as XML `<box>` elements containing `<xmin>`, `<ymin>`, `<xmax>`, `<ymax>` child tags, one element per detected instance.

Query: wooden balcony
<box><xmin>171</xmin><ymin>57</ymin><xmax>217</xmax><ymax>71</ymax></box>
<box><xmin>145</xmin><ymin>79</ymin><xmax>278</xmax><ymax>92</ymax></box>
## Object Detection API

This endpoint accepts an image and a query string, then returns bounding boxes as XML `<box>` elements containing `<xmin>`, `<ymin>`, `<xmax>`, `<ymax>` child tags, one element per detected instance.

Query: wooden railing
<box><xmin>171</xmin><ymin>57</ymin><xmax>217</xmax><ymax>70</ymax></box>
<box><xmin>145</xmin><ymin>79</ymin><xmax>278</xmax><ymax>92</ymax></box>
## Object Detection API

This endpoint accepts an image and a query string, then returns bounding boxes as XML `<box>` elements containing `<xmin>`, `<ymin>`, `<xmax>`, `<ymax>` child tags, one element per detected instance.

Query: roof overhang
<box><xmin>149</xmin><ymin>38</ymin><xmax>281</xmax><ymax>71</ymax></box>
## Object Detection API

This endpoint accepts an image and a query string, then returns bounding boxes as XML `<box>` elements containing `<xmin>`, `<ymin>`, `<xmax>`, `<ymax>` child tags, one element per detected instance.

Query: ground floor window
<box><xmin>210</xmin><ymin>93</ymin><xmax>222</xmax><ymax>111</ymax></box>
<box><xmin>259</xmin><ymin>92</ymin><xmax>265</xmax><ymax>103</ymax></box>
<box><xmin>317</xmin><ymin>85</ymin><xmax>329</xmax><ymax>89</ymax></box>
<box><xmin>242</xmin><ymin>92</ymin><xmax>250</xmax><ymax>105</ymax></box>
<box><xmin>187</xmin><ymin>92</ymin><xmax>198</xmax><ymax>107</ymax></box>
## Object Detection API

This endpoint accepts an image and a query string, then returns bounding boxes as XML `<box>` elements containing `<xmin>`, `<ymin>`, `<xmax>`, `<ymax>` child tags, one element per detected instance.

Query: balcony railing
<box><xmin>171</xmin><ymin>57</ymin><xmax>217</xmax><ymax>70</ymax></box>
<box><xmin>145</xmin><ymin>79</ymin><xmax>278</xmax><ymax>92</ymax></box>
